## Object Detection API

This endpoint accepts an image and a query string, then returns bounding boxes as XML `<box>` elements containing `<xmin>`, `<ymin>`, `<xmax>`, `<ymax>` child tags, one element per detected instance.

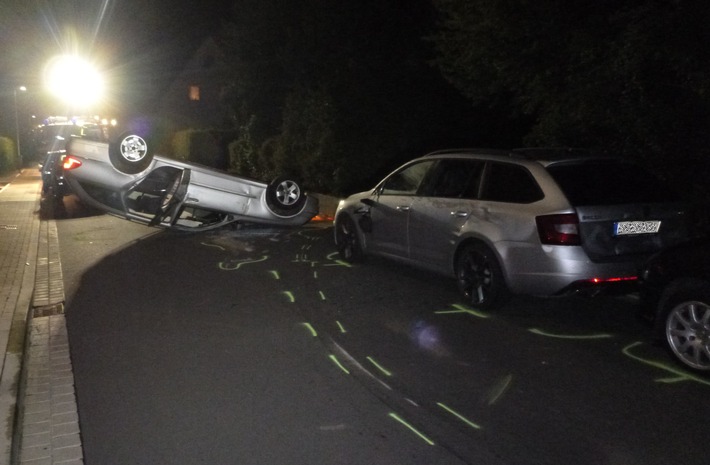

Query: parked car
<box><xmin>31</xmin><ymin>121</ymin><xmax>83</xmax><ymax>162</ymax></box>
<box><xmin>62</xmin><ymin>130</ymin><xmax>318</xmax><ymax>231</ymax></box>
<box><xmin>334</xmin><ymin>148</ymin><xmax>691</xmax><ymax>309</ymax></box>
<box><xmin>639</xmin><ymin>237</ymin><xmax>710</xmax><ymax>372</ymax></box>
<box><xmin>38</xmin><ymin>150</ymin><xmax>69</xmax><ymax>199</ymax></box>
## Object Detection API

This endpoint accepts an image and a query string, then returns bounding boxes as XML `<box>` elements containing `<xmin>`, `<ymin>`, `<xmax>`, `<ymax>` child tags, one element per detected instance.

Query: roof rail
<box><xmin>424</xmin><ymin>148</ymin><xmax>510</xmax><ymax>157</ymax></box>
<box><xmin>510</xmin><ymin>147</ymin><xmax>602</xmax><ymax>160</ymax></box>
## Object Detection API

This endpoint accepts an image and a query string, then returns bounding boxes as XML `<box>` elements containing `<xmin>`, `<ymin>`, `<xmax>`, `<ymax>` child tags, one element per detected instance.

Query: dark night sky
<box><xmin>0</xmin><ymin>0</ymin><xmax>234</xmax><ymax>121</ymax></box>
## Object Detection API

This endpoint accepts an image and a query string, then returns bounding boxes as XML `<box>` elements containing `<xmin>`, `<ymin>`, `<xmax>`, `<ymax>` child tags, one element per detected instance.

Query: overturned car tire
<box><xmin>109</xmin><ymin>132</ymin><xmax>153</xmax><ymax>174</ymax></box>
<box><xmin>266</xmin><ymin>176</ymin><xmax>306</xmax><ymax>216</ymax></box>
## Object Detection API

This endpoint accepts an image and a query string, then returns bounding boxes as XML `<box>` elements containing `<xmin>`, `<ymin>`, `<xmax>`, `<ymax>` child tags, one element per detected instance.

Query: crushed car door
<box><xmin>123</xmin><ymin>166</ymin><xmax>190</xmax><ymax>226</ymax></box>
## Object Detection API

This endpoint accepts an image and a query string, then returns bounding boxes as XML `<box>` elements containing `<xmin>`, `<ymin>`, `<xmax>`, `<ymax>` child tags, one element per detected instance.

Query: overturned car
<box><xmin>63</xmin><ymin>130</ymin><xmax>318</xmax><ymax>231</ymax></box>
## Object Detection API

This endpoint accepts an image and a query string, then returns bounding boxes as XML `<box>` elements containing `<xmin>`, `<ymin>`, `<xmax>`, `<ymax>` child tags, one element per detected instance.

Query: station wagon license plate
<box><xmin>613</xmin><ymin>220</ymin><xmax>661</xmax><ymax>236</ymax></box>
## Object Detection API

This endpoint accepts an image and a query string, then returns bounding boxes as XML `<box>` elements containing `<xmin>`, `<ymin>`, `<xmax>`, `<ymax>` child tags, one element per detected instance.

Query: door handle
<box><xmin>451</xmin><ymin>210</ymin><xmax>469</xmax><ymax>218</ymax></box>
<box><xmin>396</xmin><ymin>206</ymin><xmax>411</xmax><ymax>212</ymax></box>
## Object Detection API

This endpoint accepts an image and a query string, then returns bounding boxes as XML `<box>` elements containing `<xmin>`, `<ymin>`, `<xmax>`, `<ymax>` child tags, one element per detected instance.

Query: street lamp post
<box><xmin>13</xmin><ymin>86</ymin><xmax>26</xmax><ymax>169</ymax></box>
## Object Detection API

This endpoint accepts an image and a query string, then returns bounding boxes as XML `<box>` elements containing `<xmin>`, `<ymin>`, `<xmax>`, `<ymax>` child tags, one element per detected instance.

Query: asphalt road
<box><xmin>53</xmin><ymin>197</ymin><xmax>709</xmax><ymax>465</ymax></box>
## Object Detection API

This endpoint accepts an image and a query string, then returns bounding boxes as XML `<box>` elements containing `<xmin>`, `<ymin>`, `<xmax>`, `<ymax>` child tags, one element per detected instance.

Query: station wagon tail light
<box><xmin>63</xmin><ymin>156</ymin><xmax>82</xmax><ymax>170</ymax></box>
<box><xmin>585</xmin><ymin>276</ymin><xmax>638</xmax><ymax>284</ymax></box>
<box><xmin>536</xmin><ymin>213</ymin><xmax>581</xmax><ymax>245</ymax></box>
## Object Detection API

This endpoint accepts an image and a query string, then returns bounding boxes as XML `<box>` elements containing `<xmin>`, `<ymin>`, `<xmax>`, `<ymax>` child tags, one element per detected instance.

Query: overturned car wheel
<box><xmin>109</xmin><ymin>132</ymin><xmax>153</xmax><ymax>174</ymax></box>
<box><xmin>266</xmin><ymin>176</ymin><xmax>306</xmax><ymax>215</ymax></box>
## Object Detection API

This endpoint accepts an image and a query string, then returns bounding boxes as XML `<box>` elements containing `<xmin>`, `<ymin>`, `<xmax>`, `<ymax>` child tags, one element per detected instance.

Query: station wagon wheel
<box><xmin>109</xmin><ymin>132</ymin><xmax>154</xmax><ymax>174</ymax></box>
<box><xmin>266</xmin><ymin>176</ymin><xmax>306</xmax><ymax>215</ymax></box>
<box><xmin>335</xmin><ymin>214</ymin><xmax>363</xmax><ymax>262</ymax></box>
<box><xmin>455</xmin><ymin>243</ymin><xmax>508</xmax><ymax>310</ymax></box>
<box><xmin>661</xmin><ymin>287</ymin><xmax>710</xmax><ymax>371</ymax></box>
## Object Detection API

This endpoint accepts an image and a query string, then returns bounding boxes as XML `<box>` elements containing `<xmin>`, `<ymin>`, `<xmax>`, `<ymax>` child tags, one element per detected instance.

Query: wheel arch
<box><xmin>334</xmin><ymin>210</ymin><xmax>365</xmax><ymax>247</ymax></box>
<box><xmin>452</xmin><ymin>235</ymin><xmax>506</xmax><ymax>278</ymax></box>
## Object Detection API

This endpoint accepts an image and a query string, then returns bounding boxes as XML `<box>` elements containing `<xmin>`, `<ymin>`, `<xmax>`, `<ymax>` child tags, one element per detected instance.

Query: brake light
<box><xmin>586</xmin><ymin>276</ymin><xmax>638</xmax><ymax>284</ymax></box>
<box><xmin>536</xmin><ymin>213</ymin><xmax>581</xmax><ymax>245</ymax></box>
<box><xmin>63</xmin><ymin>156</ymin><xmax>82</xmax><ymax>170</ymax></box>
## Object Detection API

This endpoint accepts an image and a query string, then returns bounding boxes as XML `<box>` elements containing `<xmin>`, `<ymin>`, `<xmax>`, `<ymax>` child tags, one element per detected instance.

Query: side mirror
<box><xmin>360</xmin><ymin>198</ymin><xmax>375</xmax><ymax>207</ymax></box>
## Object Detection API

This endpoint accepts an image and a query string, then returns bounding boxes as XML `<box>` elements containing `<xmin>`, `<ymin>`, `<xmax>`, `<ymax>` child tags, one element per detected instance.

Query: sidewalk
<box><xmin>0</xmin><ymin>169</ymin><xmax>339</xmax><ymax>465</ymax></box>
<box><xmin>0</xmin><ymin>169</ymin><xmax>81</xmax><ymax>465</ymax></box>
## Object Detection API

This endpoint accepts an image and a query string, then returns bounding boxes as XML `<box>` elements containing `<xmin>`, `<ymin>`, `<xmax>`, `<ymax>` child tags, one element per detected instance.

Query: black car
<box><xmin>38</xmin><ymin>150</ymin><xmax>69</xmax><ymax>199</ymax></box>
<box><xmin>639</xmin><ymin>237</ymin><xmax>710</xmax><ymax>372</ymax></box>
<box><xmin>32</xmin><ymin>122</ymin><xmax>82</xmax><ymax>161</ymax></box>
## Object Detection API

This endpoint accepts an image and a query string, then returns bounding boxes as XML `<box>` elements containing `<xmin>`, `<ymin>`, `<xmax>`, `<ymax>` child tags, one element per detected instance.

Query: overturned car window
<box><xmin>126</xmin><ymin>167</ymin><xmax>183</xmax><ymax>216</ymax></box>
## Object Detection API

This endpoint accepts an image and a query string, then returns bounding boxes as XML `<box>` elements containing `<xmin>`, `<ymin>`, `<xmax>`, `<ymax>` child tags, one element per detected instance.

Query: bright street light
<box><xmin>44</xmin><ymin>55</ymin><xmax>104</xmax><ymax>108</ymax></box>
<box><xmin>14</xmin><ymin>86</ymin><xmax>26</xmax><ymax>168</ymax></box>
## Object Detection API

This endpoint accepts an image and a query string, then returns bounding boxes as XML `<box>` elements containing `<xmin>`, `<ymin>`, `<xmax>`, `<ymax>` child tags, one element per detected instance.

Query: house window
<box><xmin>189</xmin><ymin>85</ymin><xmax>200</xmax><ymax>101</ymax></box>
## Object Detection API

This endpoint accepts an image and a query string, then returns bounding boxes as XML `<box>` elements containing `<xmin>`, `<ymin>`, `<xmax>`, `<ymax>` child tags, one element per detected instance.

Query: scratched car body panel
<box><xmin>334</xmin><ymin>148</ymin><xmax>691</xmax><ymax>309</ymax></box>
<box><xmin>63</xmin><ymin>133</ymin><xmax>318</xmax><ymax>231</ymax></box>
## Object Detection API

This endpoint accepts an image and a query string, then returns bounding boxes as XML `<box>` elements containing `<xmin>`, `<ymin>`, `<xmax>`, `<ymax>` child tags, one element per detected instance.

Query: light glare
<box><xmin>45</xmin><ymin>55</ymin><xmax>104</xmax><ymax>108</ymax></box>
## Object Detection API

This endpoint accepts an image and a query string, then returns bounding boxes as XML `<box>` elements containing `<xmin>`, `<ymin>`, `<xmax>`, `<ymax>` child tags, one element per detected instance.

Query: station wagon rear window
<box><xmin>546</xmin><ymin>160</ymin><xmax>679</xmax><ymax>206</ymax></box>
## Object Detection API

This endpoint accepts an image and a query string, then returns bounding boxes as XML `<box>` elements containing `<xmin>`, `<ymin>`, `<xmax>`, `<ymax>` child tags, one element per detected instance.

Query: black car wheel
<box><xmin>661</xmin><ymin>284</ymin><xmax>710</xmax><ymax>372</ymax></box>
<box><xmin>335</xmin><ymin>214</ymin><xmax>363</xmax><ymax>262</ymax></box>
<box><xmin>109</xmin><ymin>132</ymin><xmax>153</xmax><ymax>174</ymax></box>
<box><xmin>266</xmin><ymin>176</ymin><xmax>306</xmax><ymax>215</ymax></box>
<box><xmin>455</xmin><ymin>243</ymin><xmax>508</xmax><ymax>310</ymax></box>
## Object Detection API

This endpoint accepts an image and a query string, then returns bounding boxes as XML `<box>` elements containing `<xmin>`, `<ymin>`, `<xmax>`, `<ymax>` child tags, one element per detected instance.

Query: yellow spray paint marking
<box><xmin>269</xmin><ymin>270</ymin><xmax>280</xmax><ymax>280</ymax></box>
<box><xmin>487</xmin><ymin>374</ymin><xmax>513</xmax><ymax>405</ymax></box>
<box><xmin>200</xmin><ymin>242</ymin><xmax>225</xmax><ymax>251</ymax></box>
<box><xmin>622</xmin><ymin>342</ymin><xmax>710</xmax><ymax>386</ymax></box>
<box><xmin>528</xmin><ymin>328</ymin><xmax>613</xmax><ymax>340</ymax></box>
<box><xmin>437</xmin><ymin>403</ymin><xmax>482</xmax><ymax>430</ymax></box>
<box><xmin>324</xmin><ymin>260</ymin><xmax>353</xmax><ymax>268</ymax></box>
<box><xmin>319</xmin><ymin>291</ymin><xmax>326</xmax><ymax>300</ymax></box>
<box><xmin>302</xmin><ymin>322</ymin><xmax>318</xmax><ymax>337</ymax></box>
<box><xmin>388</xmin><ymin>413</ymin><xmax>435</xmax><ymax>446</ymax></box>
<box><xmin>435</xmin><ymin>303</ymin><xmax>489</xmax><ymax>319</ymax></box>
<box><xmin>336</xmin><ymin>321</ymin><xmax>347</xmax><ymax>333</ymax></box>
<box><xmin>324</xmin><ymin>252</ymin><xmax>353</xmax><ymax>267</ymax></box>
<box><xmin>328</xmin><ymin>354</ymin><xmax>350</xmax><ymax>374</ymax></box>
<box><xmin>366</xmin><ymin>356</ymin><xmax>393</xmax><ymax>377</ymax></box>
<box><xmin>218</xmin><ymin>256</ymin><xmax>268</xmax><ymax>270</ymax></box>
<box><xmin>313</xmin><ymin>271</ymin><xmax>318</xmax><ymax>279</ymax></box>
<box><xmin>293</xmin><ymin>256</ymin><xmax>318</xmax><ymax>266</ymax></box>
<box><xmin>282</xmin><ymin>291</ymin><xmax>295</xmax><ymax>303</ymax></box>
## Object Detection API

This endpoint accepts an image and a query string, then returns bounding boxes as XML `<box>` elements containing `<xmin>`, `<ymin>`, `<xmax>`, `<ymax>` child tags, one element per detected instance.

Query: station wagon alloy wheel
<box><xmin>456</xmin><ymin>244</ymin><xmax>507</xmax><ymax>310</ymax></box>
<box><xmin>665</xmin><ymin>299</ymin><xmax>710</xmax><ymax>371</ymax></box>
<box><xmin>336</xmin><ymin>215</ymin><xmax>363</xmax><ymax>262</ymax></box>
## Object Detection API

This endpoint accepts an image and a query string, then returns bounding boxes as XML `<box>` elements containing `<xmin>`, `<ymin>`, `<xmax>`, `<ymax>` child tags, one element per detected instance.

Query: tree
<box><xmin>431</xmin><ymin>0</ymin><xmax>710</xmax><ymax>199</ymax></box>
<box><xmin>219</xmin><ymin>0</ymin><xmax>500</xmax><ymax>195</ymax></box>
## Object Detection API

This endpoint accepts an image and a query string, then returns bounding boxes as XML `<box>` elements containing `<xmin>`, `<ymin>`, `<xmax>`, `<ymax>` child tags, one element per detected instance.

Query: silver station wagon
<box><xmin>63</xmin><ymin>129</ymin><xmax>318</xmax><ymax>231</ymax></box>
<box><xmin>334</xmin><ymin>148</ymin><xmax>691</xmax><ymax>309</ymax></box>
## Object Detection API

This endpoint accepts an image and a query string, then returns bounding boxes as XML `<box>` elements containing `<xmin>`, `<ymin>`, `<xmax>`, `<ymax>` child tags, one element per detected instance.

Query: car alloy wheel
<box><xmin>266</xmin><ymin>176</ymin><xmax>306</xmax><ymax>215</ymax></box>
<box><xmin>275</xmin><ymin>179</ymin><xmax>301</xmax><ymax>206</ymax></box>
<box><xmin>456</xmin><ymin>243</ymin><xmax>507</xmax><ymax>310</ymax></box>
<box><xmin>109</xmin><ymin>132</ymin><xmax>154</xmax><ymax>174</ymax></box>
<box><xmin>336</xmin><ymin>215</ymin><xmax>362</xmax><ymax>262</ymax></box>
<box><xmin>120</xmin><ymin>134</ymin><xmax>148</xmax><ymax>162</ymax></box>
<box><xmin>665</xmin><ymin>299</ymin><xmax>710</xmax><ymax>371</ymax></box>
